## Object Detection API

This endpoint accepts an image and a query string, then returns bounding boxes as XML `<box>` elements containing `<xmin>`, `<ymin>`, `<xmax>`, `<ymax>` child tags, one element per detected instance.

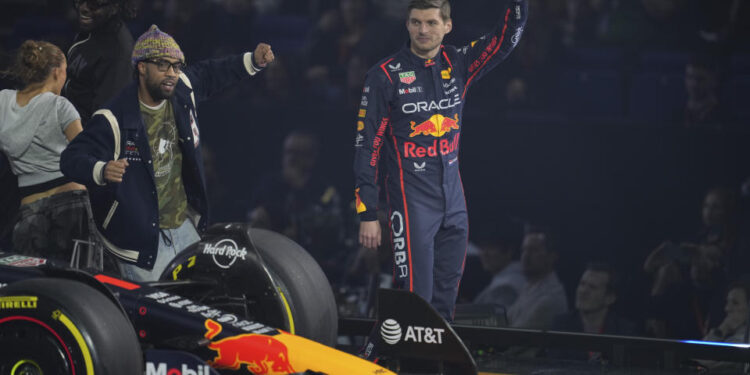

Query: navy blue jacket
<box><xmin>353</xmin><ymin>0</ymin><xmax>527</xmax><ymax>221</ymax></box>
<box><xmin>61</xmin><ymin>54</ymin><xmax>261</xmax><ymax>269</ymax></box>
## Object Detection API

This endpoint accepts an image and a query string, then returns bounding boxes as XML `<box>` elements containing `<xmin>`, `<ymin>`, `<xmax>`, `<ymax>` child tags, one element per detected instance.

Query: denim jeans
<box><xmin>118</xmin><ymin>219</ymin><xmax>200</xmax><ymax>282</ymax></box>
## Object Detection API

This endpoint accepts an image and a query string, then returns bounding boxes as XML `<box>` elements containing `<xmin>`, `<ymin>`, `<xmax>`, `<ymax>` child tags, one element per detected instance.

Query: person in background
<box><xmin>548</xmin><ymin>263</ymin><xmax>637</xmax><ymax>361</ymax></box>
<box><xmin>473</xmin><ymin>219</ymin><xmax>526</xmax><ymax>309</ymax></box>
<box><xmin>506</xmin><ymin>226</ymin><xmax>569</xmax><ymax>329</ymax></box>
<box><xmin>63</xmin><ymin>0</ymin><xmax>137</xmax><ymax>125</ymax></box>
<box><xmin>247</xmin><ymin>130</ymin><xmax>345</xmax><ymax>279</ymax></box>
<box><xmin>698</xmin><ymin>280</ymin><xmax>750</xmax><ymax>371</ymax></box>
<box><xmin>0</xmin><ymin>40</ymin><xmax>85</xmax><ymax>260</ymax></box>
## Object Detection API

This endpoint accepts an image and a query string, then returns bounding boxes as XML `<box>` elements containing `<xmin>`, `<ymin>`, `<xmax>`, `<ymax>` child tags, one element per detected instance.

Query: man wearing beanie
<box><xmin>61</xmin><ymin>25</ymin><xmax>275</xmax><ymax>281</ymax></box>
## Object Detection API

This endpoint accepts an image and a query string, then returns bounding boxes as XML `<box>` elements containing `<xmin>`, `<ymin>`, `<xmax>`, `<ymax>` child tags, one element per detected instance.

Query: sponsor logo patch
<box><xmin>145</xmin><ymin>292</ymin><xmax>274</xmax><ymax>334</ymax></box>
<box><xmin>146</xmin><ymin>363</ymin><xmax>211</xmax><ymax>375</ymax></box>
<box><xmin>511</xmin><ymin>27</ymin><xmax>524</xmax><ymax>45</ymax></box>
<box><xmin>204</xmin><ymin>320</ymin><xmax>295</xmax><ymax>374</ymax></box>
<box><xmin>399</xmin><ymin>71</ymin><xmax>416</xmax><ymax>85</ymax></box>
<box><xmin>408</xmin><ymin>114</ymin><xmax>460</xmax><ymax>138</ymax></box>
<box><xmin>403</xmin><ymin>133</ymin><xmax>460</xmax><ymax>159</ymax></box>
<box><xmin>355</xmin><ymin>188</ymin><xmax>367</xmax><ymax>213</ymax></box>
<box><xmin>402</xmin><ymin>99</ymin><xmax>461</xmax><ymax>114</ymax></box>
<box><xmin>380</xmin><ymin>318</ymin><xmax>445</xmax><ymax>345</ymax></box>
<box><xmin>398</xmin><ymin>87</ymin><xmax>423</xmax><ymax>95</ymax></box>
<box><xmin>202</xmin><ymin>239</ymin><xmax>248</xmax><ymax>269</ymax></box>
<box><xmin>0</xmin><ymin>296</ymin><xmax>37</xmax><ymax>309</ymax></box>
<box><xmin>0</xmin><ymin>255</ymin><xmax>47</xmax><ymax>267</ymax></box>
<box><xmin>391</xmin><ymin>211</ymin><xmax>408</xmax><ymax>278</ymax></box>
<box><xmin>125</xmin><ymin>140</ymin><xmax>141</xmax><ymax>162</ymax></box>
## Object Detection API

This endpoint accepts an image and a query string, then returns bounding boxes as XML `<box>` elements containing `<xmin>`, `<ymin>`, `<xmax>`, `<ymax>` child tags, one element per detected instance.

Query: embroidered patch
<box><xmin>399</xmin><ymin>71</ymin><xmax>416</xmax><ymax>85</ymax></box>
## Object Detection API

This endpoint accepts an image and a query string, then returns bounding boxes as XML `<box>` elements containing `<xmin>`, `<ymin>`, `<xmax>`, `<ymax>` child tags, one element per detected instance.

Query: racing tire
<box><xmin>247</xmin><ymin>228</ymin><xmax>339</xmax><ymax>346</ymax></box>
<box><xmin>0</xmin><ymin>278</ymin><xmax>142</xmax><ymax>374</ymax></box>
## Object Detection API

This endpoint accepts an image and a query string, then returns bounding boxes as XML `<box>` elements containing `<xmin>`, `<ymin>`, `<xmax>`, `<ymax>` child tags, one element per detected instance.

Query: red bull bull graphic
<box><xmin>404</xmin><ymin>133</ymin><xmax>460</xmax><ymax>159</ymax></box>
<box><xmin>204</xmin><ymin>320</ymin><xmax>294</xmax><ymax>374</ymax></box>
<box><xmin>202</xmin><ymin>319</ymin><xmax>396</xmax><ymax>375</ymax></box>
<box><xmin>409</xmin><ymin>114</ymin><xmax>460</xmax><ymax>138</ymax></box>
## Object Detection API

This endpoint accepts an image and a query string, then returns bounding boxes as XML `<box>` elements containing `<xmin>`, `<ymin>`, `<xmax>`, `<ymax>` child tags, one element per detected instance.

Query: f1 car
<box><xmin>0</xmin><ymin>223</ymin><xmax>397</xmax><ymax>374</ymax></box>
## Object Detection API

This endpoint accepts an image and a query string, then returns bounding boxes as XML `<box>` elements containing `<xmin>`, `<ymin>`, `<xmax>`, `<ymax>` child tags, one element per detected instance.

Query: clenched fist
<box><xmin>104</xmin><ymin>158</ymin><xmax>129</xmax><ymax>183</ymax></box>
<box><xmin>254</xmin><ymin>43</ymin><xmax>275</xmax><ymax>67</ymax></box>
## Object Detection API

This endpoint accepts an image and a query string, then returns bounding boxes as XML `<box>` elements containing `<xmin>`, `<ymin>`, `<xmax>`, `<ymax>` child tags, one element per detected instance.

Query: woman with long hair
<box><xmin>0</xmin><ymin>40</ymin><xmax>87</xmax><ymax>261</ymax></box>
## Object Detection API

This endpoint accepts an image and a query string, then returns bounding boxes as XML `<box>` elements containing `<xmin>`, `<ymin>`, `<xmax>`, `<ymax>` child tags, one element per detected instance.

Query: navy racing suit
<box><xmin>353</xmin><ymin>0</ymin><xmax>527</xmax><ymax>320</ymax></box>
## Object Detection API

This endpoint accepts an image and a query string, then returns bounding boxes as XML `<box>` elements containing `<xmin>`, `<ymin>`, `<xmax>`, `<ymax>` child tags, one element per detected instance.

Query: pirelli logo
<box><xmin>0</xmin><ymin>296</ymin><xmax>38</xmax><ymax>309</ymax></box>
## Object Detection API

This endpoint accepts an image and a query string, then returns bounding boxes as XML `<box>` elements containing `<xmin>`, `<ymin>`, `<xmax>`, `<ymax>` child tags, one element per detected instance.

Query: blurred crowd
<box><xmin>2</xmin><ymin>0</ymin><xmax>749</xmax><ymax>125</ymax></box>
<box><xmin>1</xmin><ymin>0</ymin><xmax>750</xmax><ymax>367</ymax></box>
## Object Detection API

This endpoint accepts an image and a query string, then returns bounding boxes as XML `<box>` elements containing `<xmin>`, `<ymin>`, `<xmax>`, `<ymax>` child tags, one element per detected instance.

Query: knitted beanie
<box><xmin>131</xmin><ymin>25</ymin><xmax>184</xmax><ymax>66</ymax></box>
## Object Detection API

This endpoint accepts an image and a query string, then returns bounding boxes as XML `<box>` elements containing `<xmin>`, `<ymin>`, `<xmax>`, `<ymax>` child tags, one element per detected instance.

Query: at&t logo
<box><xmin>380</xmin><ymin>319</ymin><xmax>402</xmax><ymax>344</ymax></box>
<box><xmin>380</xmin><ymin>319</ymin><xmax>445</xmax><ymax>345</ymax></box>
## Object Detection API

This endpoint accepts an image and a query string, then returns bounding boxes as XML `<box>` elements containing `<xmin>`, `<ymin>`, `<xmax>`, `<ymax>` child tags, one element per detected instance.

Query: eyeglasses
<box><xmin>146</xmin><ymin>59</ymin><xmax>186</xmax><ymax>73</ymax></box>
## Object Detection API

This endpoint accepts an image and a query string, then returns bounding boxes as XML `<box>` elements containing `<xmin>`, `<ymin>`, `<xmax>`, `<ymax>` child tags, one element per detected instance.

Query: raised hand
<box><xmin>253</xmin><ymin>43</ymin><xmax>275</xmax><ymax>67</ymax></box>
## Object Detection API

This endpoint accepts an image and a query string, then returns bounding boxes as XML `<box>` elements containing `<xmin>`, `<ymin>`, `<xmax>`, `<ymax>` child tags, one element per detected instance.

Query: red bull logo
<box><xmin>409</xmin><ymin>114</ymin><xmax>460</xmax><ymax>138</ymax></box>
<box><xmin>404</xmin><ymin>133</ymin><xmax>460</xmax><ymax>159</ymax></box>
<box><xmin>204</xmin><ymin>320</ymin><xmax>295</xmax><ymax>374</ymax></box>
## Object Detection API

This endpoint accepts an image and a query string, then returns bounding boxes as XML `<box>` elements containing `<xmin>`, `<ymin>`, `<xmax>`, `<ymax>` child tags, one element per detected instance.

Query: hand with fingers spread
<box><xmin>254</xmin><ymin>43</ymin><xmax>275</xmax><ymax>67</ymax></box>
<box><xmin>104</xmin><ymin>158</ymin><xmax>129</xmax><ymax>183</ymax></box>
<box><xmin>359</xmin><ymin>220</ymin><xmax>381</xmax><ymax>250</ymax></box>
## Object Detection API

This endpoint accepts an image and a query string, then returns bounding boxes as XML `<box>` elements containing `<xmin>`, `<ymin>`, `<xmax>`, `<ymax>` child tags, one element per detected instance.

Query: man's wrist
<box><xmin>93</xmin><ymin>161</ymin><xmax>107</xmax><ymax>186</ymax></box>
<box><xmin>359</xmin><ymin>211</ymin><xmax>377</xmax><ymax>221</ymax></box>
<box><xmin>243</xmin><ymin>52</ymin><xmax>263</xmax><ymax>75</ymax></box>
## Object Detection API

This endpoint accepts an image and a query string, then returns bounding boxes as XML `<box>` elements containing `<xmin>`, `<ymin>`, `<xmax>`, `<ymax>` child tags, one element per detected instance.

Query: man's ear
<box><xmin>137</xmin><ymin>61</ymin><xmax>146</xmax><ymax>76</ymax></box>
<box><xmin>445</xmin><ymin>19</ymin><xmax>453</xmax><ymax>34</ymax></box>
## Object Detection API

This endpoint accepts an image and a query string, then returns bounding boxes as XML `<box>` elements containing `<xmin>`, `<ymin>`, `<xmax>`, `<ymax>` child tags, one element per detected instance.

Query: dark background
<box><xmin>1</xmin><ymin>0</ymin><xmax>749</xmax><ymax>321</ymax></box>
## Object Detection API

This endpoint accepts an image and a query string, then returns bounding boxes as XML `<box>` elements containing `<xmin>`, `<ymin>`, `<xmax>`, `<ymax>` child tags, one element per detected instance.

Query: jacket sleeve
<box><xmin>182</xmin><ymin>53</ymin><xmax>263</xmax><ymax>103</ymax></box>
<box><xmin>60</xmin><ymin>112</ymin><xmax>116</xmax><ymax>187</ymax></box>
<box><xmin>353</xmin><ymin>69</ymin><xmax>392</xmax><ymax>221</ymax></box>
<box><xmin>457</xmin><ymin>0</ymin><xmax>528</xmax><ymax>96</ymax></box>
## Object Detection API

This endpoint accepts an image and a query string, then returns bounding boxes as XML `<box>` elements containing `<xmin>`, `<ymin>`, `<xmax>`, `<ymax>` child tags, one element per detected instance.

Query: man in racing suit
<box><xmin>354</xmin><ymin>0</ymin><xmax>527</xmax><ymax>320</ymax></box>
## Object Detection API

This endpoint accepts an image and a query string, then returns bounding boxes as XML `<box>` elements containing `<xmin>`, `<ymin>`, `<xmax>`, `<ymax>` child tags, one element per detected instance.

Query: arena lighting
<box><xmin>682</xmin><ymin>340</ymin><xmax>750</xmax><ymax>349</ymax></box>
